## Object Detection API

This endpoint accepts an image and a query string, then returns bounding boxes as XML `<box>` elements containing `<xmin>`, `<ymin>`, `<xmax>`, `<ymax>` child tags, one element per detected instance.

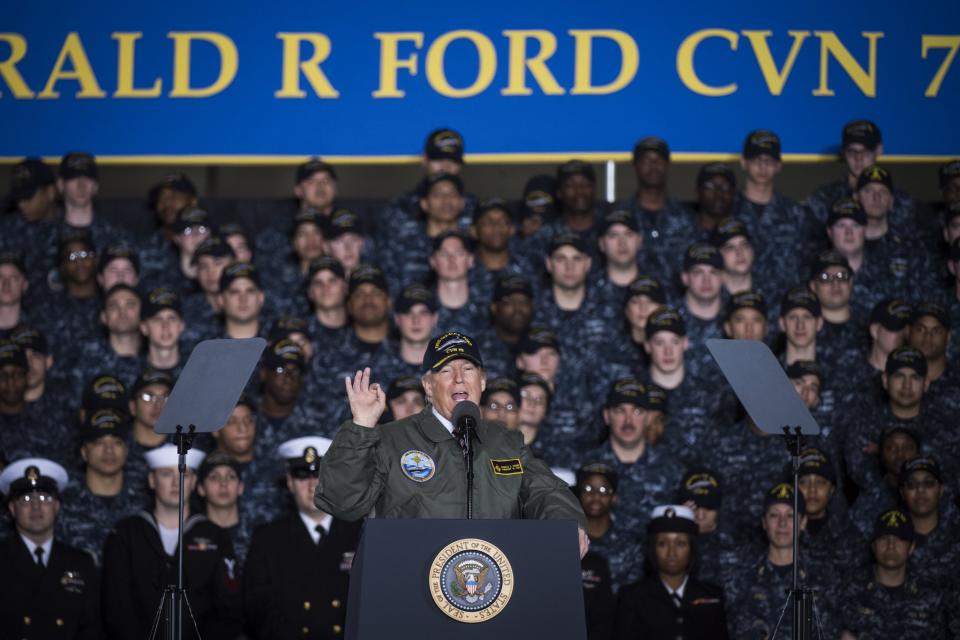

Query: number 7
<box><xmin>922</xmin><ymin>35</ymin><xmax>960</xmax><ymax>97</ymax></box>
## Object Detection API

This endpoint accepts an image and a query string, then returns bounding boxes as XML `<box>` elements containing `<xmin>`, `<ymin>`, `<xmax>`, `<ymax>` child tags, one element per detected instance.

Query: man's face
<box><xmin>518</xmin><ymin>384</ymin><xmax>548</xmax><ymax>426</ymax></box>
<box><xmin>294</xmin><ymin>171</ymin><xmax>337</xmax><ymax>211</ymax></box>
<box><xmin>604</xmin><ymin>402</ymin><xmax>646</xmax><ymax>448</ymax></box>
<box><xmin>0</xmin><ymin>364</ymin><xmax>28</xmax><ymax>406</ymax></box>
<box><xmin>598</xmin><ymin>224</ymin><xmax>641</xmax><ymax>269</ymax></box>
<box><xmin>883</xmin><ymin>369</ymin><xmax>927</xmax><ymax>410</ymax></box>
<box><xmin>908</xmin><ymin>317</ymin><xmax>948</xmax><ymax>360</ymax></box>
<box><xmin>141</xmin><ymin>309</ymin><xmax>184</xmax><ymax>349</ymax></box>
<box><xmin>8</xmin><ymin>491</ymin><xmax>59</xmax><ymax>539</ymax></box>
<box><xmin>780</xmin><ymin>309</ymin><xmax>821</xmax><ymax>350</ymax></box>
<box><xmin>871</xmin><ymin>323</ymin><xmax>906</xmax><ymax>355</ymax></box>
<box><xmin>0</xmin><ymin>264</ymin><xmax>27</xmax><ymax>305</ymax></box>
<box><xmin>943</xmin><ymin>177</ymin><xmax>960</xmax><ymax>207</ymax></box>
<box><xmin>473</xmin><ymin>209</ymin><xmax>514</xmax><ymax>252</ymax></box>
<box><xmin>262</xmin><ymin>364</ymin><xmax>302</xmax><ymax>404</ymax></box>
<box><xmin>395</xmin><ymin>304</ymin><xmax>438</xmax><ymax>343</ymax></box>
<box><xmin>307</xmin><ymin>270</ymin><xmax>347</xmax><ymax>311</ymax></box>
<box><xmin>645</xmin><ymin>333</ymin><xmax>687</xmax><ymax>375</ymax></box>
<box><xmin>429</xmin><ymin>237</ymin><xmax>474</xmax><ymax>281</ymax></box>
<box><xmin>578</xmin><ymin>473</ymin><xmax>615</xmax><ymax>519</ymax></box>
<box><xmin>224</xmin><ymin>234</ymin><xmax>252</xmax><ymax>263</ymax></box>
<box><xmin>388</xmin><ymin>390</ymin><xmax>425</xmax><ymax>421</ymax></box>
<box><xmin>149</xmin><ymin>467</ymin><xmax>196</xmax><ymax>510</ymax></box>
<box><xmin>741</xmin><ymin>155</ymin><xmax>781</xmax><ymax>186</ymax></box>
<box><xmin>347</xmin><ymin>284</ymin><xmax>389</xmax><ymax>328</ymax></box>
<box><xmin>515</xmin><ymin>347</ymin><xmax>560</xmax><ymax>384</ymax></box>
<box><xmin>901</xmin><ymin>471</ymin><xmax>942</xmax><ymax>519</ymax></box>
<box><xmin>546</xmin><ymin>246</ymin><xmax>591</xmax><ymax>290</ymax></box>
<box><xmin>17</xmin><ymin>184</ymin><xmax>57</xmax><ymax>223</ymax></box>
<box><xmin>102</xmin><ymin>289</ymin><xmax>141</xmax><ymax>335</ymax></box>
<box><xmin>790</xmin><ymin>374</ymin><xmax>821</xmax><ymax>411</ymax></box>
<box><xmin>762</xmin><ymin>503</ymin><xmax>800</xmax><ymax>550</ymax></box>
<box><xmin>872</xmin><ymin>535</ymin><xmax>912</xmax><ymax>571</ymax></box>
<box><xmin>420</xmin><ymin>358</ymin><xmax>486</xmax><ymax>421</ymax></box>
<box><xmin>491</xmin><ymin>293</ymin><xmax>533</xmax><ymax>334</ymax></box>
<box><xmin>60</xmin><ymin>176</ymin><xmax>98</xmax><ymax>208</ymax></box>
<box><xmin>155</xmin><ymin>187</ymin><xmax>196</xmax><ymax>227</ymax></box>
<box><xmin>857</xmin><ymin>183</ymin><xmax>893</xmax><ymax>220</ymax></box>
<box><xmin>220</xmin><ymin>278</ymin><xmax>264</xmax><ymax>324</ymax></box>
<box><xmin>420</xmin><ymin>181</ymin><xmax>464</xmax><ymax>225</ymax></box>
<box><xmin>719</xmin><ymin>236</ymin><xmax>753</xmax><ymax>276</ymax></box>
<box><xmin>199</xmin><ymin>466</ymin><xmax>243</xmax><ymax>510</ymax></box>
<box><xmin>843</xmin><ymin>143</ymin><xmax>879</xmax><ymax>179</ymax></box>
<box><xmin>681</xmin><ymin>265</ymin><xmax>722</xmax><ymax>303</ymax></box>
<box><xmin>98</xmin><ymin>258</ymin><xmax>138</xmax><ymax>291</ymax></box>
<box><xmin>196</xmin><ymin>255</ymin><xmax>234</xmax><ymax>295</ymax></box>
<box><xmin>827</xmin><ymin>219</ymin><xmax>865</xmax><ymax>256</ymax></box>
<box><xmin>697</xmin><ymin>176</ymin><xmax>734</xmax><ymax>218</ymax></box>
<box><xmin>725</xmin><ymin>308</ymin><xmax>768</xmax><ymax>341</ymax></box>
<box><xmin>131</xmin><ymin>383</ymin><xmax>169</xmax><ymax>427</ymax></box>
<box><xmin>481</xmin><ymin>390</ymin><xmax>519</xmax><ymax>430</ymax></box>
<box><xmin>693</xmin><ymin>506</ymin><xmax>718</xmax><ymax>534</ymax></box>
<box><xmin>624</xmin><ymin>296</ymin><xmax>661</xmax><ymax>332</ymax></box>
<box><xmin>556</xmin><ymin>174</ymin><xmax>594</xmax><ymax>215</ymax></box>
<box><xmin>881</xmin><ymin>433</ymin><xmax>919</xmax><ymax>476</ymax></box>
<box><xmin>60</xmin><ymin>243</ymin><xmax>97</xmax><ymax>286</ymax></box>
<box><xmin>654</xmin><ymin>532</ymin><xmax>691</xmax><ymax>577</ymax></box>
<box><xmin>327</xmin><ymin>233</ymin><xmax>364</xmax><ymax>273</ymax></box>
<box><xmin>216</xmin><ymin>405</ymin><xmax>256</xmax><ymax>458</ymax></box>
<box><xmin>811</xmin><ymin>267</ymin><xmax>852</xmax><ymax>311</ymax></box>
<box><xmin>634</xmin><ymin>151</ymin><xmax>668</xmax><ymax>189</ymax></box>
<box><xmin>797</xmin><ymin>474</ymin><xmax>833</xmax><ymax>519</ymax></box>
<box><xmin>287</xmin><ymin>474</ymin><xmax>321</xmax><ymax>515</ymax></box>
<box><xmin>23</xmin><ymin>348</ymin><xmax>51</xmax><ymax>390</ymax></box>
<box><xmin>82</xmin><ymin>434</ymin><xmax>128</xmax><ymax>476</ymax></box>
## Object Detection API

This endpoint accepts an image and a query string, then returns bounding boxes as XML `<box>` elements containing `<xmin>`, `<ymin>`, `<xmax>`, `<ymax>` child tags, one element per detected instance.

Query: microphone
<box><xmin>452</xmin><ymin>401</ymin><xmax>481</xmax><ymax>519</ymax></box>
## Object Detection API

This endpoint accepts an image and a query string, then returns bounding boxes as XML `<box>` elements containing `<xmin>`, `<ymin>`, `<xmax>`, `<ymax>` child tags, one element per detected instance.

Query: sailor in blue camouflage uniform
<box><xmin>692</xmin><ymin>161</ymin><xmax>737</xmax><ymax>235</ymax></box>
<box><xmin>302</xmin><ymin>256</ymin><xmax>350</xmax><ymax>370</ymax></box>
<box><xmin>195</xmin><ymin>451</ymin><xmax>253</xmax><ymax>566</ymax></box>
<box><xmin>468</xmin><ymin>198</ymin><xmax>532</xmax><ymax>302</ymax></box>
<box><xmin>0</xmin><ymin>159</ymin><xmax>59</xmax><ymax>287</ymax></box>
<box><xmin>517</xmin><ymin>174</ymin><xmax>557</xmax><ymax>240</ymax></box>
<box><xmin>375</xmin><ymin>283</ymin><xmax>438</xmax><ymax>386</ymax></box>
<box><xmin>261</xmin><ymin>209</ymin><xmax>328</xmax><ymax>317</ymax></box>
<box><xmin>784</xmin><ymin>361</ymin><xmax>845</xmax><ymax>466</ymax></box>
<box><xmin>138</xmin><ymin>172</ymin><xmax>197</xmax><ymax>292</ymax></box>
<box><xmin>840</xmin><ymin>508</ymin><xmax>951</xmax><ymax>639</ymax></box>
<box><xmin>576</xmin><ymin>463</ymin><xmax>642</xmax><ymax>593</ymax></box>
<box><xmin>897</xmin><ymin>457</ymin><xmax>960</xmax><ymax>591</ymax></box>
<box><xmin>123</xmin><ymin>369</ymin><xmax>174</xmax><ymax>496</ymax></box>
<box><xmin>325</xmin><ymin>207</ymin><xmax>375</xmax><ymax>280</ymax></box>
<box><xmin>619</xmin><ymin>137</ymin><xmax>699</xmax><ymax>282</ymax></box>
<box><xmin>731</xmin><ymin>130</ymin><xmax>810</xmax><ymax>297</ymax></box>
<box><xmin>591</xmin><ymin>209</ymin><xmax>651</xmax><ymax>309</ymax></box>
<box><xmin>57</xmin><ymin>408</ymin><xmax>144</xmax><ymax>563</ymax></box>
<box><xmin>0</xmin><ymin>340</ymin><xmax>60</xmax><ymax>465</ymax></box>
<box><xmin>676</xmin><ymin>468</ymin><xmax>737</xmax><ymax>586</ymax></box>
<box><xmin>848</xmin><ymin>425</ymin><xmax>921</xmax><ymax>538</ymax></box>
<box><xmin>725</xmin><ymin>483</ymin><xmax>839</xmax><ymax>640</ymax></box>
<box><xmin>574</xmin><ymin>378</ymin><xmax>685</xmax><ymax>537</ymax></box>
<box><xmin>180</xmin><ymin>235</ymin><xmax>235</xmax><ymax>350</ymax></box>
<box><xmin>255</xmin><ymin>339</ymin><xmax>326</xmax><ymax>456</ymax></box>
<box><xmin>809</xmin><ymin>249</ymin><xmax>868</xmax><ymax>377</ymax></box>
<box><xmin>945</xmin><ymin>238</ymin><xmax>960</xmax><ymax>369</ymax></box>
<box><xmin>475</xmin><ymin>274</ymin><xmax>535</xmax><ymax>379</ymax></box>
<box><xmin>677</xmin><ymin>242</ymin><xmax>726</xmax><ymax>354</ymax></box>
<box><xmin>430</xmin><ymin>230</ymin><xmax>488</xmax><ymax>336</ymax></box>
<box><xmin>255</xmin><ymin>158</ymin><xmax>338</xmax><ymax>279</ymax></box>
<box><xmin>604</xmin><ymin>274</ymin><xmax>665</xmax><ymax>375</ymax></box>
<box><xmin>906</xmin><ymin>301</ymin><xmax>960</xmax><ymax>408</ymax></box>
<box><xmin>710</xmin><ymin>218</ymin><xmax>775</xmax><ymax>321</ymax></box>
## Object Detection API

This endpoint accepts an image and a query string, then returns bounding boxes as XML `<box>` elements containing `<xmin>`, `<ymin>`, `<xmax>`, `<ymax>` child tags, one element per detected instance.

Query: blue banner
<box><xmin>3</xmin><ymin>1</ymin><xmax>959</xmax><ymax>161</ymax></box>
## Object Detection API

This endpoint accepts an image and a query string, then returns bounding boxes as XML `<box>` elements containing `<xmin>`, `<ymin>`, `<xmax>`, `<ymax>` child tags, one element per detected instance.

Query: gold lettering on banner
<box><xmin>372</xmin><ymin>32</ymin><xmax>423</xmax><ymax>98</ymax></box>
<box><xmin>921</xmin><ymin>35</ymin><xmax>960</xmax><ymax>97</ymax></box>
<box><xmin>0</xmin><ymin>33</ymin><xmax>34</xmax><ymax>98</ymax></box>
<box><xmin>425</xmin><ymin>30</ymin><xmax>497</xmax><ymax>98</ymax></box>
<box><xmin>275</xmin><ymin>33</ymin><xmax>339</xmax><ymax>98</ymax></box>
<box><xmin>113</xmin><ymin>33</ymin><xmax>162</xmax><ymax>98</ymax></box>
<box><xmin>501</xmin><ymin>30</ymin><xmax>564</xmax><ymax>96</ymax></box>
<box><xmin>38</xmin><ymin>32</ymin><xmax>106</xmax><ymax>99</ymax></box>
<box><xmin>676</xmin><ymin>29</ymin><xmax>738</xmax><ymax>96</ymax></box>
<box><xmin>812</xmin><ymin>31</ymin><xmax>883</xmax><ymax>97</ymax></box>
<box><xmin>168</xmin><ymin>31</ymin><xmax>238</xmax><ymax>98</ymax></box>
<box><xmin>741</xmin><ymin>30</ymin><xmax>810</xmax><ymax>96</ymax></box>
<box><xmin>569</xmin><ymin>29</ymin><xmax>638</xmax><ymax>95</ymax></box>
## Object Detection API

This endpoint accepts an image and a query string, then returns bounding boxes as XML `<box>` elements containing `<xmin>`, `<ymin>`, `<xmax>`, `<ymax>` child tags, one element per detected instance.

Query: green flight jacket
<box><xmin>314</xmin><ymin>406</ymin><xmax>586</xmax><ymax>529</ymax></box>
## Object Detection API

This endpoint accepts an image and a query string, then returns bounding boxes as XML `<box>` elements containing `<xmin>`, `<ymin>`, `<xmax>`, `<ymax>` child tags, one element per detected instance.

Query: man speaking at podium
<box><xmin>315</xmin><ymin>331</ymin><xmax>589</xmax><ymax>557</ymax></box>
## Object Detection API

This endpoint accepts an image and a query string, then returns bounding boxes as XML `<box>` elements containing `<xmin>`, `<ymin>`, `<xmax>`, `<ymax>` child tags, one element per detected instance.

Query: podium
<box><xmin>345</xmin><ymin>519</ymin><xmax>586</xmax><ymax>639</ymax></box>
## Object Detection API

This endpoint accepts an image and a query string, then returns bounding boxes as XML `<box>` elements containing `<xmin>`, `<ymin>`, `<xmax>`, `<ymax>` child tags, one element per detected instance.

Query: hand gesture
<box><xmin>344</xmin><ymin>367</ymin><xmax>386</xmax><ymax>428</ymax></box>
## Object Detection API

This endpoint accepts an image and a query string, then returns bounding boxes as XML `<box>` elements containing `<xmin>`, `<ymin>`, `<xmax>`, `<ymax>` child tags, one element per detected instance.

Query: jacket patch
<box><xmin>490</xmin><ymin>458</ymin><xmax>524</xmax><ymax>476</ymax></box>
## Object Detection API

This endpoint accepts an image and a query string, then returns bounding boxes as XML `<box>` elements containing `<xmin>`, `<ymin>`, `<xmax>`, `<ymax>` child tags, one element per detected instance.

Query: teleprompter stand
<box><xmin>706</xmin><ymin>339</ymin><xmax>823</xmax><ymax>640</ymax></box>
<box><xmin>148</xmin><ymin>338</ymin><xmax>266</xmax><ymax>640</ymax></box>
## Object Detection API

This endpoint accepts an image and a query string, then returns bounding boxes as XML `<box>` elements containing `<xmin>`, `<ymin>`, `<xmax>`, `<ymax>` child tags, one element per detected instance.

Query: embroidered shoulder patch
<box><xmin>490</xmin><ymin>458</ymin><xmax>523</xmax><ymax>476</ymax></box>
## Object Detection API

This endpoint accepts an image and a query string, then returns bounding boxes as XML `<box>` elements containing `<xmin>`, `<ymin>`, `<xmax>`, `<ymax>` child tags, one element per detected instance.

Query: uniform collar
<box><xmin>416</xmin><ymin>404</ymin><xmax>486</xmax><ymax>444</ymax></box>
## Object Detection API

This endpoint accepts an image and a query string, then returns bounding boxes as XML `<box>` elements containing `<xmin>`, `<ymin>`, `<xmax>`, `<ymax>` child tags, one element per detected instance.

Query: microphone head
<box><xmin>452</xmin><ymin>400</ymin><xmax>481</xmax><ymax>425</ymax></box>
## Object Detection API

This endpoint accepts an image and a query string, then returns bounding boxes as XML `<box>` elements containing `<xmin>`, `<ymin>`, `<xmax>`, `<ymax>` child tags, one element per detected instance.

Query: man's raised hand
<box><xmin>344</xmin><ymin>367</ymin><xmax>386</xmax><ymax>428</ymax></box>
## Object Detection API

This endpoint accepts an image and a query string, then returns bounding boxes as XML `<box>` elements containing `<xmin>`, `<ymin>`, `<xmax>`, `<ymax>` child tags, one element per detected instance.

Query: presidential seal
<box><xmin>428</xmin><ymin>538</ymin><xmax>514</xmax><ymax>623</ymax></box>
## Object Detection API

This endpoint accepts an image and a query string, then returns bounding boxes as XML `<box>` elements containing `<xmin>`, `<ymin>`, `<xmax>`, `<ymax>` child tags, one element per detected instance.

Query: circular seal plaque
<box><xmin>428</xmin><ymin>538</ymin><xmax>514</xmax><ymax>623</ymax></box>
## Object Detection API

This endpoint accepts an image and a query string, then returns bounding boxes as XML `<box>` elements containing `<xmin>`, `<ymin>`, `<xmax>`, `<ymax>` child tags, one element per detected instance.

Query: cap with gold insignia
<box><xmin>145</xmin><ymin>443</ymin><xmax>206</xmax><ymax>471</ymax></box>
<box><xmin>625</xmin><ymin>275</ymin><xmax>666</xmax><ymax>306</ymax></box>
<box><xmin>827</xmin><ymin>197</ymin><xmax>866</xmax><ymax>227</ymax></box>
<box><xmin>262</xmin><ymin>338</ymin><xmax>306</xmax><ymax>372</ymax></box>
<box><xmin>0</xmin><ymin>339</ymin><xmax>28</xmax><ymax>370</ymax></box>
<box><xmin>481</xmin><ymin>377</ymin><xmax>520</xmax><ymax>406</ymax></box>
<box><xmin>8</xmin><ymin>323</ymin><xmax>48</xmax><ymax>356</ymax></box>
<box><xmin>522</xmin><ymin>175</ymin><xmax>557</xmax><ymax>219</ymax></box>
<box><xmin>872</xmin><ymin>508</ymin><xmax>913</xmax><ymax>542</ymax></box>
<box><xmin>763</xmin><ymin>482</ymin><xmax>805</xmax><ymax>515</ymax></box>
<box><xmin>219</xmin><ymin>261</ymin><xmax>261</xmax><ymax>292</ymax></box>
<box><xmin>79</xmin><ymin>408</ymin><xmax>131</xmax><ymax>445</ymax></box>
<box><xmin>645</xmin><ymin>306</ymin><xmax>687</xmax><ymax>338</ymax></box>
<box><xmin>279</xmin><ymin>436</ymin><xmax>333</xmax><ymax>478</ymax></box>
<box><xmin>856</xmin><ymin>164</ymin><xmax>893</xmax><ymax>193</ymax></box>
<box><xmin>725</xmin><ymin>290</ymin><xmax>767</xmax><ymax>320</ymax></box>
<box><xmin>422</xmin><ymin>331</ymin><xmax>483</xmax><ymax>373</ymax></box>
<box><xmin>648</xmin><ymin>504</ymin><xmax>698</xmax><ymax>535</ymax></box>
<box><xmin>633</xmin><ymin>136</ymin><xmax>670</xmax><ymax>163</ymax></box>
<box><xmin>785</xmin><ymin>360</ymin><xmax>822</xmax><ymax>385</ymax></box>
<box><xmin>743</xmin><ymin>129</ymin><xmax>781</xmax><ymax>161</ymax></box>
<box><xmin>387</xmin><ymin>375</ymin><xmax>424</xmax><ymax>402</ymax></box>
<box><xmin>424</xmin><ymin>128</ymin><xmax>464</xmax><ymax>163</ymax></box>
<box><xmin>605</xmin><ymin>377</ymin><xmax>645</xmax><ymax>408</ymax></box>
<box><xmin>326</xmin><ymin>208</ymin><xmax>363</xmax><ymax>241</ymax></box>
<box><xmin>900</xmin><ymin>456</ymin><xmax>942</xmax><ymax>486</ymax></box>
<box><xmin>8</xmin><ymin>158</ymin><xmax>55</xmax><ymax>201</ymax></box>
<box><xmin>81</xmin><ymin>374</ymin><xmax>129</xmax><ymax>413</ymax></box>
<box><xmin>683</xmin><ymin>241</ymin><xmax>723</xmax><ymax>271</ymax></box>
<box><xmin>395</xmin><ymin>283</ymin><xmax>438</xmax><ymax>315</ymax></box>
<box><xmin>795</xmin><ymin>447</ymin><xmax>836</xmax><ymax>484</ymax></box>
<box><xmin>678</xmin><ymin>468</ymin><xmax>722</xmax><ymax>510</ymax></box>
<box><xmin>198</xmin><ymin>450</ymin><xmax>243</xmax><ymax>484</ymax></box>
<box><xmin>710</xmin><ymin>217</ymin><xmax>750</xmax><ymax>248</ymax></box>
<box><xmin>884</xmin><ymin>346</ymin><xmax>927</xmax><ymax>378</ymax></box>
<box><xmin>347</xmin><ymin>263</ymin><xmax>388</xmax><ymax>297</ymax></box>
<box><xmin>910</xmin><ymin>300</ymin><xmax>950</xmax><ymax>330</ymax></box>
<box><xmin>59</xmin><ymin>151</ymin><xmax>98</xmax><ymax>181</ymax></box>
<box><xmin>556</xmin><ymin>160</ymin><xmax>595</xmax><ymax>185</ymax></box>
<box><xmin>516</xmin><ymin>326</ymin><xmax>559</xmax><ymax>356</ymax></box>
<box><xmin>142</xmin><ymin>286</ymin><xmax>182</xmax><ymax>319</ymax></box>
<box><xmin>171</xmin><ymin>207</ymin><xmax>210</xmax><ymax>235</ymax></box>
<box><xmin>0</xmin><ymin>458</ymin><xmax>69</xmax><ymax>500</ymax></box>
<box><xmin>842</xmin><ymin>119</ymin><xmax>881</xmax><ymax>150</ymax></box>
<box><xmin>869</xmin><ymin>298</ymin><xmax>913</xmax><ymax>332</ymax></box>
<box><xmin>296</xmin><ymin>157</ymin><xmax>337</xmax><ymax>183</ymax></box>
<box><xmin>576</xmin><ymin>462</ymin><xmax>618</xmax><ymax>493</ymax></box>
